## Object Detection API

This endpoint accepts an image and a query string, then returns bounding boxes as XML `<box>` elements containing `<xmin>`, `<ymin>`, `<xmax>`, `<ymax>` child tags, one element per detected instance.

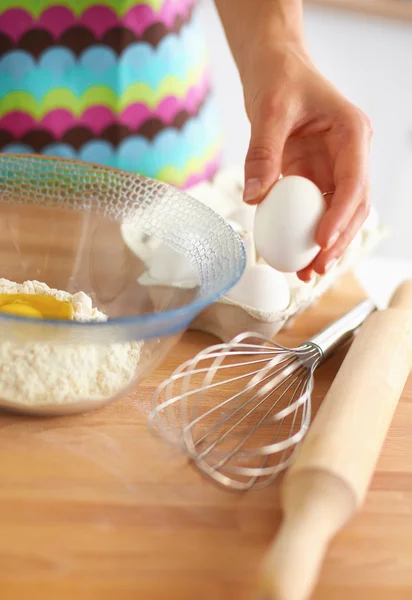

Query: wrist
<box><xmin>215</xmin><ymin>0</ymin><xmax>308</xmax><ymax>77</ymax></box>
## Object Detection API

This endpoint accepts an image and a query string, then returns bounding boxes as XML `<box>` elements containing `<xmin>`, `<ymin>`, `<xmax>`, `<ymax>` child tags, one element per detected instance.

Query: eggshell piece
<box><xmin>146</xmin><ymin>243</ymin><xmax>198</xmax><ymax>284</ymax></box>
<box><xmin>226</xmin><ymin>264</ymin><xmax>290</xmax><ymax>312</ymax></box>
<box><xmin>254</xmin><ymin>175</ymin><xmax>326</xmax><ymax>273</ymax></box>
<box><xmin>228</xmin><ymin>203</ymin><xmax>256</xmax><ymax>233</ymax></box>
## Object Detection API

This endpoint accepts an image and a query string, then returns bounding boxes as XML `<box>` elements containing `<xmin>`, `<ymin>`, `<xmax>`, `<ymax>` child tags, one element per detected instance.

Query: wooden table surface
<box><xmin>0</xmin><ymin>273</ymin><xmax>411</xmax><ymax>600</ymax></box>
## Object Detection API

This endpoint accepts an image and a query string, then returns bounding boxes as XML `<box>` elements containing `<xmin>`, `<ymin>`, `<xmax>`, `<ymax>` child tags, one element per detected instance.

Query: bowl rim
<box><xmin>0</xmin><ymin>154</ymin><xmax>247</xmax><ymax>341</ymax></box>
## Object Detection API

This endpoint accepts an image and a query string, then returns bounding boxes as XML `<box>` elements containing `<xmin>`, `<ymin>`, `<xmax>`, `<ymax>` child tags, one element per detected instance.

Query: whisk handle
<box><xmin>308</xmin><ymin>299</ymin><xmax>376</xmax><ymax>360</ymax></box>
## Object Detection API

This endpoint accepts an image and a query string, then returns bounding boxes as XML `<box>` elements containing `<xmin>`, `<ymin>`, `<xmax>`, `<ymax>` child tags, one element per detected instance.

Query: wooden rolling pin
<box><xmin>257</xmin><ymin>279</ymin><xmax>412</xmax><ymax>600</ymax></box>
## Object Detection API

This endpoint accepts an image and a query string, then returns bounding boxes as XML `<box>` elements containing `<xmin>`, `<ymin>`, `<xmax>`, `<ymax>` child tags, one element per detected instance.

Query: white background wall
<box><xmin>198</xmin><ymin>0</ymin><xmax>412</xmax><ymax>260</ymax></box>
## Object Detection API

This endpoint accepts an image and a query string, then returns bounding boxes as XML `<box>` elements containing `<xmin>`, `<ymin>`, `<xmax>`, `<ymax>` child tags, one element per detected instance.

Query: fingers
<box><xmin>296</xmin><ymin>264</ymin><xmax>314</xmax><ymax>283</ymax></box>
<box><xmin>314</xmin><ymin>198</ymin><xmax>370</xmax><ymax>272</ymax></box>
<box><xmin>297</xmin><ymin>198</ymin><xmax>370</xmax><ymax>281</ymax></box>
<box><xmin>245</xmin><ymin>91</ymin><xmax>372</xmax><ymax>282</ymax></box>
<box><xmin>243</xmin><ymin>96</ymin><xmax>291</xmax><ymax>204</ymax></box>
<box><xmin>316</xmin><ymin>110</ymin><xmax>372</xmax><ymax>250</ymax></box>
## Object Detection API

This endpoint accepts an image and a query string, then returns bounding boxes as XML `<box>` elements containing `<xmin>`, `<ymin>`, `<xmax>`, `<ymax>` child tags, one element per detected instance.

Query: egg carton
<box><xmin>121</xmin><ymin>166</ymin><xmax>384</xmax><ymax>343</ymax></box>
<box><xmin>187</xmin><ymin>166</ymin><xmax>385</xmax><ymax>342</ymax></box>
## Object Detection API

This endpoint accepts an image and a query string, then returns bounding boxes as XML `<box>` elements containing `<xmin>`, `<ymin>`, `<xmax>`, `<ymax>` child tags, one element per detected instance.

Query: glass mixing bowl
<box><xmin>0</xmin><ymin>154</ymin><xmax>246</xmax><ymax>416</ymax></box>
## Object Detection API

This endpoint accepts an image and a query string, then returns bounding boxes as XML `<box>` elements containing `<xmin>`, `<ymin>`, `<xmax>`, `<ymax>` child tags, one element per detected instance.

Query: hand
<box><xmin>242</xmin><ymin>45</ymin><xmax>372</xmax><ymax>281</ymax></box>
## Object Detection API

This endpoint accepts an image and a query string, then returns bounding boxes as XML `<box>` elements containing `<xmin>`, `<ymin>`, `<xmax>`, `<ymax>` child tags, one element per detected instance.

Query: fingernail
<box><xmin>324</xmin><ymin>258</ymin><xmax>337</xmax><ymax>273</ymax></box>
<box><xmin>325</xmin><ymin>231</ymin><xmax>340</xmax><ymax>250</ymax></box>
<box><xmin>243</xmin><ymin>178</ymin><xmax>262</xmax><ymax>203</ymax></box>
<box><xmin>301</xmin><ymin>270</ymin><xmax>313</xmax><ymax>282</ymax></box>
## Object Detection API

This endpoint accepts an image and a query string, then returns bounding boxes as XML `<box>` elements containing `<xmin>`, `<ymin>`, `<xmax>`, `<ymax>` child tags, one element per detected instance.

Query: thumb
<box><xmin>243</xmin><ymin>111</ymin><xmax>288</xmax><ymax>204</ymax></box>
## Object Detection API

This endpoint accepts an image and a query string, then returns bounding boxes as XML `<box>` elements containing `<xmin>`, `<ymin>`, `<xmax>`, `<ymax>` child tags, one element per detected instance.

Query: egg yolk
<box><xmin>0</xmin><ymin>294</ymin><xmax>73</xmax><ymax>320</ymax></box>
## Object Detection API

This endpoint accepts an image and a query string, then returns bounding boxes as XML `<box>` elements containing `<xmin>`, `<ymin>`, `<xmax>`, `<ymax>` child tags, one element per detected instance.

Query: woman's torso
<box><xmin>0</xmin><ymin>0</ymin><xmax>222</xmax><ymax>187</ymax></box>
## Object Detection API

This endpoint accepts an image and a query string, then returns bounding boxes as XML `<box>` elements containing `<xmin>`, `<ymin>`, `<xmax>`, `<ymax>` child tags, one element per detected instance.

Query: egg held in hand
<box><xmin>254</xmin><ymin>176</ymin><xmax>326</xmax><ymax>273</ymax></box>
<box><xmin>226</xmin><ymin>264</ymin><xmax>290</xmax><ymax>313</ymax></box>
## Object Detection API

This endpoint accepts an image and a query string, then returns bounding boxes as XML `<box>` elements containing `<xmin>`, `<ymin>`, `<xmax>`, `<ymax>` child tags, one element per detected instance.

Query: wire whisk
<box><xmin>149</xmin><ymin>300</ymin><xmax>375</xmax><ymax>490</ymax></box>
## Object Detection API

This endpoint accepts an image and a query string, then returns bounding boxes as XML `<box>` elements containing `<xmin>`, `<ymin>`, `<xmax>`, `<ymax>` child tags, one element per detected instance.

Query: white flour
<box><xmin>0</xmin><ymin>279</ymin><xmax>141</xmax><ymax>407</ymax></box>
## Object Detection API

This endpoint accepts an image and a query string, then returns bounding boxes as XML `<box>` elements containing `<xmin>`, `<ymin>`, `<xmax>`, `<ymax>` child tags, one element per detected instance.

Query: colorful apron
<box><xmin>0</xmin><ymin>0</ymin><xmax>222</xmax><ymax>188</ymax></box>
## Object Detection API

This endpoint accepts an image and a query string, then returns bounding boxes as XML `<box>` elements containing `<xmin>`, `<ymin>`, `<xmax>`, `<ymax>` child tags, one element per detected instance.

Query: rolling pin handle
<box><xmin>257</xmin><ymin>279</ymin><xmax>412</xmax><ymax>600</ymax></box>
<box><xmin>257</xmin><ymin>472</ymin><xmax>355</xmax><ymax>600</ymax></box>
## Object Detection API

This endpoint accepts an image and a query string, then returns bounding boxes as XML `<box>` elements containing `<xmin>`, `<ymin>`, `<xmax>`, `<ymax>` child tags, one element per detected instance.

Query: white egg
<box><xmin>254</xmin><ymin>176</ymin><xmax>326</xmax><ymax>273</ymax></box>
<box><xmin>226</xmin><ymin>264</ymin><xmax>290</xmax><ymax>312</ymax></box>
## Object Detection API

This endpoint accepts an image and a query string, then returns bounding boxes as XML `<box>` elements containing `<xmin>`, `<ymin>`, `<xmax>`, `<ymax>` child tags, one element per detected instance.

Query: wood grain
<box><xmin>305</xmin><ymin>0</ymin><xmax>412</xmax><ymax>22</ymax></box>
<box><xmin>0</xmin><ymin>273</ymin><xmax>411</xmax><ymax>600</ymax></box>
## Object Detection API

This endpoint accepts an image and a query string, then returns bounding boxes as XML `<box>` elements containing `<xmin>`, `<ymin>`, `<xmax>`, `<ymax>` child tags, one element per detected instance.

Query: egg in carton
<box><xmin>187</xmin><ymin>168</ymin><xmax>385</xmax><ymax>342</ymax></box>
<box><xmin>121</xmin><ymin>167</ymin><xmax>385</xmax><ymax>343</ymax></box>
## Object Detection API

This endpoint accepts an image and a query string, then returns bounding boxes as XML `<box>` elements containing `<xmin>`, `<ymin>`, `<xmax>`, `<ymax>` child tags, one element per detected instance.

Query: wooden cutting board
<box><xmin>0</xmin><ymin>273</ymin><xmax>411</xmax><ymax>600</ymax></box>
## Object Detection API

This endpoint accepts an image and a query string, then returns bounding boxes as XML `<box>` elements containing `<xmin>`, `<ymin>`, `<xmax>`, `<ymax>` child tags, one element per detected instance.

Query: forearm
<box><xmin>214</xmin><ymin>0</ymin><xmax>307</xmax><ymax>77</ymax></box>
